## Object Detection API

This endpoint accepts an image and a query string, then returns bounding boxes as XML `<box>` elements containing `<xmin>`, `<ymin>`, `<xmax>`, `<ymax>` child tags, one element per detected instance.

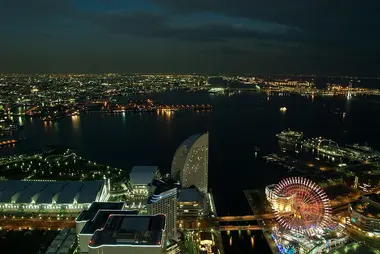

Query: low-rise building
<box><xmin>265</xmin><ymin>184</ymin><xmax>294</xmax><ymax>212</ymax></box>
<box><xmin>45</xmin><ymin>228</ymin><xmax>77</xmax><ymax>254</ymax></box>
<box><xmin>75</xmin><ymin>202</ymin><xmax>140</xmax><ymax>253</ymax></box>
<box><xmin>129</xmin><ymin>166</ymin><xmax>160</xmax><ymax>198</ymax></box>
<box><xmin>88</xmin><ymin>214</ymin><xmax>166</xmax><ymax>254</ymax></box>
<box><xmin>349</xmin><ymin>194</ymin><xmax>380</xmax><ymax>234</ymax></box>
<box><xmin>0</xmin><ymin>180</ymin><xmax>109</xmax><ymax>213</ymax></box>
<box><xmin>177</xmin><ymin>188</ymin><xmax>206</xmax><ymax>217</ymax></box>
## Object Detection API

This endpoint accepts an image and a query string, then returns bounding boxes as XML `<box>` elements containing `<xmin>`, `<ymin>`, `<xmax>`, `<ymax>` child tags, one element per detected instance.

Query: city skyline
<box><xmin>1</xmin><ymin>89</ymin><xmax>380</xmax><ymax>253</ymax></box>
<box><xmin>1</xmin><ymin>1</ymin><xmax>380</xmax><ymax>250</ymax></box>
<box><xmin>1</xmin><ymin>0</ymin><xmax>380</xmax><ymax>75</ymax></box>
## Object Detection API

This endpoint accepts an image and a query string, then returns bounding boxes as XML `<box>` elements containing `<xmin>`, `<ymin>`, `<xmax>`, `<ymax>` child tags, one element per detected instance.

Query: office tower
<box><xmin>171</xmin><ymin>132</ymin><xmax>209</xmax><ymax>193</ymax></box>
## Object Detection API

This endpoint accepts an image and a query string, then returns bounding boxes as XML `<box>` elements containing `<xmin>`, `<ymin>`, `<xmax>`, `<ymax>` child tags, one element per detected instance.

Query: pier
<box><xmin>277</xmin><ymin>132</ymin><xmax>380</xmax><ymax>163</ymax></box>
<box><xmin>157</xmin><ymin>104</ymin><xmax>212</xmax><ymax>112</ymax></box>
<box><xmin>84</xmin><ymin>104</ymin><xmax>212</xmax><ymax>114</ymax></box>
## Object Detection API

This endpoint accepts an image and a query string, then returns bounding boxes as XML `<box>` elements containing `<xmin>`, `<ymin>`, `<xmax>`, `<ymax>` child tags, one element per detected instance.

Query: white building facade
<box><xmin>147</xmin><ymin>188</ymin><xmax>178</xmax><ymax>241</ymax></box>
<box><xmin>171</xmin><ymin>133</ymin><xmax>209</xmax><ymax>194</ymax></box>
<box><xmin>0</xmin><ymin>180</ymin><xmax>109</xmax><ymax>214</ymax></box>
<box><xmin>349</xmin><ymin>195</ymin><xmax>380</xmax><ymax>234</ymax></box>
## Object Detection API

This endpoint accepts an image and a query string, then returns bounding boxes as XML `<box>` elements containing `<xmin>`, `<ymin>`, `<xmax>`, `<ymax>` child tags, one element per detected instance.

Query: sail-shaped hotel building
<box><xmin>171</xmin><ymin>132</ymin><xmax>209</xmax><ymax>194</ymax></box>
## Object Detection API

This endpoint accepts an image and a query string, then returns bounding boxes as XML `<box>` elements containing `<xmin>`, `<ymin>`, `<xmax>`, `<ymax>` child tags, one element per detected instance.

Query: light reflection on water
<box><xmin>121</xmin><ymin>112</ymin><xmax>126</xmax><ymax>125</ymax></box>
<box><xmin>222</xmin><ymin>231</ymin><xmax>269</xmax><ymax>254</ymax></box>
<box><xmin>71</xmin><ymin>115</ymin><xmax>80</xmax><ymax>130</ymax></box>
<box><xmin>156</xmin><ymin>109</ymin><xmax>174</xmax><ymax>120</ymax></box>
<box><xmin>18</xmin><ymin>116</ymin><xmax>24</xmax><ymax>126</ymax></box>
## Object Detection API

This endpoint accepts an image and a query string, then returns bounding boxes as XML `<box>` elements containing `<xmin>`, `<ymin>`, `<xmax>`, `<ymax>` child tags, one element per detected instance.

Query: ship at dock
<box><xmin>276</xmin><ymin>129</ymin><xmax>303</xmax><ymax>143</ymax></box>
<box><xmin>345</xmin><ymin>143</ymin><xmax>373</xmax><ymax>153</ymax></box>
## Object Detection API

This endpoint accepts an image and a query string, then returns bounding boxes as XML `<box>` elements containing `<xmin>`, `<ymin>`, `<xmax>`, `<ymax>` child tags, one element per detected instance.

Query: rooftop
<box><xmin>89</xmin><ymin>214</ymin><xmax>166</xmax><ymax>248</ymax></box>
<box><xmin>199</xmin><ymin>231</ymin><xmax>212</xmax><ymax>241</ymax></box>
<box><xmin>178</xmin><ymin>188</ymin><xmax>202</xmax><ymax>203</ymax></box>
<box><xmin>180</xmin><ymin>134</ymin><xmax>202</xmax><ymax>150</ymax></box>
<box><xmin>81</xmin><ymin>210</ymin><xmax>139</xmax><ymax>234</ymax></box>
<box><xmin>0</xmin><ymin>180</ymin><xmax>105</xmax><ymax>204</ymax></box>
<box><xmin>352</xmin><ymin>200</ymin><xmax>380</xmax><ymax>219</ymax></box>
<box><xmin>130</xmin><ymin>166</ymin><xmax>158</xmax><ymax>185</ymax></box>
<box><xmin>364</xmin><ymin>193</ymin><xmax>380</xmax><ymax>204</ymax></box>
<box><xmin>76</xmin><ymin>202</ymin><xmax>125</xmax><ymax>222</ymax></box>
<box><xmin>147</xmin><ymin>179</ymin><xmax>179</xmax><ymax>204</ymax></box>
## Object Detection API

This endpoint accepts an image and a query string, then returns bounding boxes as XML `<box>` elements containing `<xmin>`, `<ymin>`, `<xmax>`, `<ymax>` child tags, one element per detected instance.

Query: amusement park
<box><xmin>266</xmin><ymin>177</ymin><xmax>349</xmax><ymax>254</ymax></box>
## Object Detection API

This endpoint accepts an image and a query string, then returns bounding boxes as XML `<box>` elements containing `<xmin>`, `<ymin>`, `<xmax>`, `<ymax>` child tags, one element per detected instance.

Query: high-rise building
<box><xmin>171</xmin><ymin>132</ymin><xmax>209</xmax><ymax>193</ymax></box>
<box><xmin>147</xmin><ymin>182</ymin><xmax>178</xmax><ymax>241</ymax></box>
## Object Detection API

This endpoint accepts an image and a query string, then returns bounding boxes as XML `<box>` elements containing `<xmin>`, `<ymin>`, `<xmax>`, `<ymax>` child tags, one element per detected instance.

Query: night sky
<box><xmin>1</xmin><ymin>0</ymin><xmax>379</xmax><ymax>75</ymax></box>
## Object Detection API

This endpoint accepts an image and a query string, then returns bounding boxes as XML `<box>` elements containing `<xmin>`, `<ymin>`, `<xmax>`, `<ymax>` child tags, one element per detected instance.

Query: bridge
<box><xmin>216</xmin><ymin>214</ymin><xmax>275</xmax><ymax>222</ymax></box>
<box><xmin>8</xmin><ymin>106</ymin><xmax>39</xmax><ymax>116</ymax></box>
<box><xmin>157</xmin><ymin>104</ymin><xmax>212</xmax><ymax>111</ymax></box>
<box><xmin>218</xmin><ymin>225</ymin><xmax>264</xmax><ymax>231</ymax></box>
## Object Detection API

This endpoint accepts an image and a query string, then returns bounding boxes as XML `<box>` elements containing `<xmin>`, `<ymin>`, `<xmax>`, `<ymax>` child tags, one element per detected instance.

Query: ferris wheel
<box><xmin>272</xmin><ymin>177</ymin><xmax>331</xmax><ymax>234</ymax></box>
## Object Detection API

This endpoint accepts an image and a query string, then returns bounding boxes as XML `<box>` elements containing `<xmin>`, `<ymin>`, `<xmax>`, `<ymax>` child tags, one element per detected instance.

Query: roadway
<box><xmin>178</xmin><ymin>218</ymin><xmax>210</xmax><ymax>230</ymax></box>
<box><xmin>344</xmin><ymin>223</ymin><xmax>380</xmax><ymax>249</ymax></box>
<box><xmin>218</xmin><ymin>225</ymin><xmax>267</xmax><ymax>231</ymax></box>
<box><xmin>0</xmin><ymin>218</ymin><xmax>75</xmax><ymax>230</ymax></box>
<box><xmin>0</xmin><ymin>213</ymin><xmax>78</xmax><ymax>230</ymax></box>
<box><xmin>216</xmin><ymin>214</ymin><xmax>275</xmax><ymax>222</ymax></box>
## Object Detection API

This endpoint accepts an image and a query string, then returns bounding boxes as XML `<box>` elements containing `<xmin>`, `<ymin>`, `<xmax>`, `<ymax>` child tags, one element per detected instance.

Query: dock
<box><xmin>243</xmin><ymin>189</ymin><xmax>279</xmax><ymax>254</ymax></box>
<box><xmin>208</xmin><ymin>190</ymin><xmax>225</xmax><ymax>254</ymax></box>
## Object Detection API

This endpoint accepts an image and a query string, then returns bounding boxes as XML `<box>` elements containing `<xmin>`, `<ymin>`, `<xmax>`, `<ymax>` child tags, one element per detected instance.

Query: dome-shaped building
<box><xmin>171</xmin><ymin>132</ymin><xmax>209</xmax><ymax>193</ymax></box>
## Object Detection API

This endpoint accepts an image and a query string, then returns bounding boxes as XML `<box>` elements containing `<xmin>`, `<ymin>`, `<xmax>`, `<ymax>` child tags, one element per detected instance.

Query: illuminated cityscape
<box><xmin>1</xmin><ymin>1</ymin><xmax>380</xmax><ymax>254</ymax></box>
<box><xmin>2</xmin><ymin>96</ymin><xmax>380</xmax><ymax>253</ymax></box>
<box><xmin>2</xmin><ymin>74</ymin><xmax>380</xmax><ymax>254</ymax></box>
<box><xmin>1</xmin><ymin>76</ymin><xmax>380</xmax><ymax>254</ymax></box>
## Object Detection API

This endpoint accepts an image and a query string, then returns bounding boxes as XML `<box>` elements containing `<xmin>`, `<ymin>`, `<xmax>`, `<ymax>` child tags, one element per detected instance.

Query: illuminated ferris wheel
<box><xmin>272</xmin><ymin>177</ymin><xmax>331</xmax><ymax>235</ymax></box>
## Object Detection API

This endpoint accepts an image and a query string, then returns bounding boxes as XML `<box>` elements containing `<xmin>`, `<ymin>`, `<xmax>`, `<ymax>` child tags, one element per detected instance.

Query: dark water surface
<box><xmin>2</xmin><ymin>92</ymin><xmax>380</xmax><ymax>253</ymax></box>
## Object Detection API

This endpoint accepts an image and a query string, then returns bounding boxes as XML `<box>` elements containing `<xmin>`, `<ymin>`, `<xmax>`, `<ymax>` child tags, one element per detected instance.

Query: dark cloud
<box><xmin>0</xmin><ymin>0</ymin><xmax>379</xmax><ymax>75</ymax></box>
<box><xmin>148</xmin><ymin>0</ymin><xmax>380</xmax><ymax>50</ymax></box>
<box><xmin>202</xmin><ymin>47</ymin><xmax>254</xmax><ymax>57</ymax></box>
<box><xmin>148</xmin><ymin>0</ymin><xmax>379</xmax><ymax>28</ymax></box>
<box><xmin>0</xmin><ymin>0</ymin><xmax>73</xmax><ymax>23</ymax></box>
<box><xmin>90</xmin><ymin>11</ymin><xmax>300</xmax><ymax>42</ymax></box>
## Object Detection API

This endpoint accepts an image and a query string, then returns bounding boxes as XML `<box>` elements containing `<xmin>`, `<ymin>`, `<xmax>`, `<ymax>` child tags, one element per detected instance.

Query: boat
<box><xmin>276</xmin><ymin>129</ymin><xmax>303</xmax><ymax>143</ymax></box>
<box><xmin>42</xmin><ymin>115</ymin><xmax>64</xmax><ymax>122</ymax></box>
<box><xmin>0</xmin><ymin>121</ymin><xmax>21</xmax><ymax>131</ymax></box>
<box><xmin>346</xmin><ymin>143</ymin><xmax>373</xmax><ymax>153</ymax></box>
<box><xmin>208</xmin><ymin>87</ymin><xmax>226</xmax><ymax>94</ymax></box>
